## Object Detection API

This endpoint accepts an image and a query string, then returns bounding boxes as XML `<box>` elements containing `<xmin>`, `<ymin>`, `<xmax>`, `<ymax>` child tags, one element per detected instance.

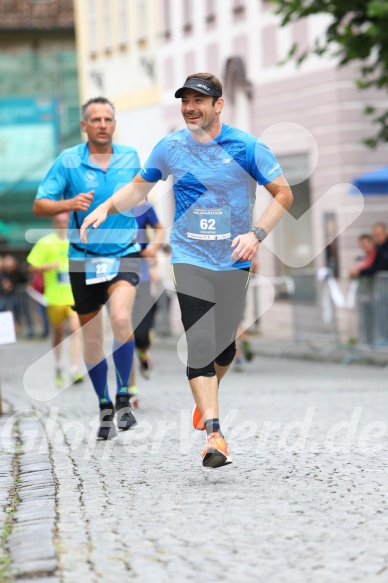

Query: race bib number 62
<box><xmin>186</xmin><ymin>207</ymin><xmax>231</xmax><ymax>241</ymax></box>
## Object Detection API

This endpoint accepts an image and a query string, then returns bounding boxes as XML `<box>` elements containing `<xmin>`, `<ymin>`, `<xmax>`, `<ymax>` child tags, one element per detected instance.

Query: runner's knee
<box><xmin>215</xmin><ymin>342</ymin><xmax>236</xmax><ymax>367</ymax></box>
<box><xmin>187</xmin><ymin>363</ymin><xmax>216</xmax><ymax>379</ymax></box>
<box><xmin>110</xmin><ymin>315</ymin><xmax>132</xmax><ymax>342</ymax></box>
<box><xmin>187</xmin><ymin>326</ymin><xmax>215</xmax><ymax>364</ymax></box>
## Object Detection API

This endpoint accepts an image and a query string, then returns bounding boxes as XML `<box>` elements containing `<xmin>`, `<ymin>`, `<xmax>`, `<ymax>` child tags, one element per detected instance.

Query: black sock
<box><xmin>205</xmin><ymin>418</ymin><xmax>223</xmax><ymax>437</ymax></box>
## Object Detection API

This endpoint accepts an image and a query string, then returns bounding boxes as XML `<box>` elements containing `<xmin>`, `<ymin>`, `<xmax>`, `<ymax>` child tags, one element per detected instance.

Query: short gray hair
<box><xmin>81</xmin><ymin>97</ymin><xmax>115</xmax><ymax>121</ymax></box>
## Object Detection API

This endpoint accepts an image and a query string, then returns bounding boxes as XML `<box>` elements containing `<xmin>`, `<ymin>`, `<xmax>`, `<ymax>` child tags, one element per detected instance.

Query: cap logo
<box><xmin>174</xmin><ymin>78</ymin><xmax>222</xmax><ymax>98</ymax></box>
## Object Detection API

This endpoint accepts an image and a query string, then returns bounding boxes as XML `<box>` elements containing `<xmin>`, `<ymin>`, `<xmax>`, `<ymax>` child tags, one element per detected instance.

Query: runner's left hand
<box><xmin>141</xmin><ymin>244</ymin><xmax>159</xmax><ymax>259</ymax></box>
<box><xmin>80</xmin><ymin>204</ymin><xmax>108</xmax><ymax>243</ymax></box>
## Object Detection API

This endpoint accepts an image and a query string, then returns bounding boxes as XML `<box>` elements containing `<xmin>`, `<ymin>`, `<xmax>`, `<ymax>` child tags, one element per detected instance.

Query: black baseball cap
<box><xmin>175</xmin><ymin>77</ymin><xmax>223</xmax><ymax>99</ymax></box>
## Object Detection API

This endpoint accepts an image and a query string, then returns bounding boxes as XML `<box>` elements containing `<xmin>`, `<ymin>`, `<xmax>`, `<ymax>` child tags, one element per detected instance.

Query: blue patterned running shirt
<box><xmin>140</xmin><ymin>123</ymin><xmax>283</xmax><ymax>271</ymax></box>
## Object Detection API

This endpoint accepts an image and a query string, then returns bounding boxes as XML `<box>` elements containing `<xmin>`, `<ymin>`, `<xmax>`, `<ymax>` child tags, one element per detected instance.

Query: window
<box><xmin>232</xmin><ymin>0</ymin><xmax>245</xmax><ymax>17</ymax></box>
<box><xmin>118</xmin><ymin>0</ymin><xmax>128</xmax><ymax>46</ymax></box>
<box><xmin>261</xmin><ymin>0</ymin><xmax>274</xmax><ymax>13</ymax></box>
<box><xmin>323</xmin><ymin>213</ymin><xmax>339</xmax><ymax>278</ymax></box>
<box><xmin>104</xmin><ymin>0</ymin><xmax>112</xmax><ymax>50</ymax></box>
<box><xmin>274</xmin><ymin>153</ymin><xmax>313</xmax><ymax>276</ymax></box>
<box><xmin>89</xmin><ymin>0</ymin><xmax>98</xmax><ymax>54</ymax></box>
<box><xmin>206</xmin><ymin>0</ymin><xmax>216</xmax><ymax>25</ymax></box>
<box><xmin>163</xmin><ymin>0</ymin><xmax>171</xmax><ymax>39</ymax></box>
<box><xmin>138</xmin><ymin>0</ymin><xmax>147</xmax><ymax>42</ymax></box>
<box><xmin>183</xmin><ymin>0</ymin><xmax>192</xmax><ymax>34</ymax></box>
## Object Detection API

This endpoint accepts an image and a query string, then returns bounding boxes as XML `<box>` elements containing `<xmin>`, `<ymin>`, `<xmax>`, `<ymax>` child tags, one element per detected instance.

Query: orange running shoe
<box><xmin>202</xmin><ymin>432</ymin><xmax>233</xmax><ymax>468</ymax></box>
<box><xmin>192</xmin><ymin>405</ymin><xmax>205</xmax><ymax>431</ymax></box>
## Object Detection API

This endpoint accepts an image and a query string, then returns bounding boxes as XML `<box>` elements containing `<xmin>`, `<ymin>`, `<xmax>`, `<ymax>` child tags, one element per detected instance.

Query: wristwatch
<box><xmin>250</xmin><ymin>227</ymin><xmax>267</xmax><ymax>242</ymax></box>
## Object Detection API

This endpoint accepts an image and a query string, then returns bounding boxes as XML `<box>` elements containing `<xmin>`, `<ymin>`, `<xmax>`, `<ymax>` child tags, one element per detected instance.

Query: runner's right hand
<box><xmin>72</xmin><ymin>191</ymin><xmax>94</xmax><ymax>212</ymax></box>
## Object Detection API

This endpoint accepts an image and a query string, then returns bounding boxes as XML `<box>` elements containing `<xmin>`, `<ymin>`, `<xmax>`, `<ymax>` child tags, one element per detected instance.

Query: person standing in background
<box><xmin>351</xmin><ymin>223</ymin><xmax>388</xmax><ymax>277</ymax></box>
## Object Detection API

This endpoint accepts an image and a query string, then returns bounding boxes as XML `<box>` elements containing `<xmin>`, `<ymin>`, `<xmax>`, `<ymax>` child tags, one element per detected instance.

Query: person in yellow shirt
<box><xmin>27</xmin><ymin>213</ymin><xmax>83</xmax><ymax>388</ymax></box>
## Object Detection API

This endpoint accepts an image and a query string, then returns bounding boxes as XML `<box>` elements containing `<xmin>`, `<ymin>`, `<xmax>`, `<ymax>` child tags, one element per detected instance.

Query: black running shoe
<box><xmin>136</xmin><ymin>349</ymin><xmax>152</xmax><ymax>380</ymax></box>
<box><xmin>97</xmin><ymin>404</ymin><xmax>117</xmax><ymax>440</ymax></box>
<box><xmin>115</xmin><ymin>394</ymin><xmax>137</xmax><ymax>431</ymax></box>
<box><xmin>139</xmin><ymin>357</ymin><xmax>151</xmax><ymax>380</ymax></box>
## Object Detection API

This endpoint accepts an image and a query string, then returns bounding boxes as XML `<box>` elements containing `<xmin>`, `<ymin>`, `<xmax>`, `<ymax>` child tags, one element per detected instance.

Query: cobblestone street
<box><xmin>1</xmin><ymin>336</ymin><xmax>388</xmax><ymax>583</ymax></box>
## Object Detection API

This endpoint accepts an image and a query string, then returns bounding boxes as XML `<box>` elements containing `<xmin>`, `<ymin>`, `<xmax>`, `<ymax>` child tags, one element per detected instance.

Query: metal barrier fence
<box><xmin>280</xmin><ymin>270</ymin><xmax>388</xmax><ymax>361</ymax></box>
<box><xmin>356</xmin><ymin>274</ymin><xmax>388</xmax><ymax>349</ymax></box>
<box><xmin>0</xmin><ymin>284</ymin><xmax>48</xmax><ymax>339</ymax></box>
<box><xmin>290</xmin><ymin>269</ymin><xmax>340</xmax><ymax>346</ymax></box>
<box><xmin>277</xmin><ymin>269</ymin><xmax>341</xmax><ymax>355</ymax></box>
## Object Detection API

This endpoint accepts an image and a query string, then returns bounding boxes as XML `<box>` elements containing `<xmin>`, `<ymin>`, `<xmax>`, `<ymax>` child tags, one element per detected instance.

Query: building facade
<box><xmin>158</xmin><ymin>0</ymin><xmax>388</xmax><ymax>336</ymax></box>
<box><xmin>73</xmin><ymin>0</ymin><xmax>166</xmax><ymax>162</ymax></box>
<box><xmin>73</xmin><ymin>0</ymin><xmax>388</xmax><ymax>337</ymax></box>
<box><xmin>73</xmin><ymin>0</ymin><xmax>169</xmax><ymax>226</ymax></box>
<box><xmin>0</xmin><ymin>0</ymin><xmax>80</xmax><ymax>248</ymax></box>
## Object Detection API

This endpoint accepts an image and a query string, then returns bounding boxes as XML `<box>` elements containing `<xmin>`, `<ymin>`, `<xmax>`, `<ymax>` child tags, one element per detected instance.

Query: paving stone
<box><xmin>18</xmin><ymin>487</ymin><xmax>56</xmax><ymax>500</ymax></box>
<box><xmin>11</xmin><ymin>558</ymin><xmax>57</xmax><ymax>578</ymax></box>
<box><xmin>19</xmin><ymin>471</ymin><xmax>53</xmax><ymax>486</ymax></box>
<box><xmin>19</xmin><ymin>462</ymin><xmax>52</xmax><ymax>474</ymax></box>
<box><xmin>18</xmin><ymin>578</ymin><xmax>60</xmax><ymax>583</ymax></box>
<box><xmin>9</xmin><ymin>537</ymin><xmax>56</xmax><ymax>574</ymax></box>
<box><xmin>16</xmin><ymin>511</ymin><xmax>55</xmax><ymax>527</ymax></box>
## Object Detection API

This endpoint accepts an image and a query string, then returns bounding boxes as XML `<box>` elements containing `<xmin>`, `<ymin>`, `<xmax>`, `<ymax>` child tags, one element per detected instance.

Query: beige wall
<box><xmin>73</xmin><ymin>0</ymin><xmax>161</xmax><ymax>106</ymax></box>
<box><xmin>72</xmin><ymin>0</ymin><xmax>167</xmax><ymax>161</ymax></box>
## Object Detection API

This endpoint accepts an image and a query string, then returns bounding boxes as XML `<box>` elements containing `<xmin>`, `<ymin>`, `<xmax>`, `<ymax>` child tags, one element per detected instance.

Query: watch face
<box><xmin>252</xmin><ymin>228</ymin><xmax>266</xmax><ymax>241</ymax></box>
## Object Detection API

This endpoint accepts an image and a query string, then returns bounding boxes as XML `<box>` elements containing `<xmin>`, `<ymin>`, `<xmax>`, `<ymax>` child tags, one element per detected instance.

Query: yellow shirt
<box><xmin>27</xmin><ymin>232</ymin><xmax>74</xmax><ymax>306</ymax></box>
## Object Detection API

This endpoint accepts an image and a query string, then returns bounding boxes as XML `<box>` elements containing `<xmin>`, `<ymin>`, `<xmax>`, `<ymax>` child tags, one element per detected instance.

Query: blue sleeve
<box><xmin>36</xmin><ymin>153</ymin><xmax>69</xmax><ymax>200</ymax></box>
<box><xmin>247</xmin><ymin>138</ymin><xmax>283</xmax><ymax>185</ymax></box>
<box><xmin>140</xmin><ymin>137</ymin><xmax>169</xmax><ymax>182</ymax></box>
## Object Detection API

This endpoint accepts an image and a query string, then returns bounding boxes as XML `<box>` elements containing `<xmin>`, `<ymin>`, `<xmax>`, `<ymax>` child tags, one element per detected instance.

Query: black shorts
<box><xmin>172</xmin><ymin>263</ymin><xmax>250</xmax><ymax>365</ymax></box>
<box><xmin>69</xmin><ymin>254</ymin><xmax>140</xmax><ymax>315</ymax></box>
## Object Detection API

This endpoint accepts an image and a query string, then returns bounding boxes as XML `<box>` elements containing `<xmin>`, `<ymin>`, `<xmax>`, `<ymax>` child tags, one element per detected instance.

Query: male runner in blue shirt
<box><xmin>80</xmin><ymin>74</ymin><xmax>293</xmax><ymax>467</ymax></box>
<box><xmin>33</xmin><ymin>97</ymin><xmax>140</xmax><ymax>440</ymax></box>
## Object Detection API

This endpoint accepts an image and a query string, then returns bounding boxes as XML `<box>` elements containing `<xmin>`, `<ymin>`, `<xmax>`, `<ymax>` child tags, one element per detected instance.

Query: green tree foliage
<box><xmin>271</xmin><ymin>0</ymin><xmax>388</xmax><ymax>146</ymax></box>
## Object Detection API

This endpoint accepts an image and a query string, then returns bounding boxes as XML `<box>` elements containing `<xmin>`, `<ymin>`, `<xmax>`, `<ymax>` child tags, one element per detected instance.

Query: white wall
<box><xmin>115</xmin><ymin>105</ymin><xmax>166</xmax><ymax>164</ymax></box>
